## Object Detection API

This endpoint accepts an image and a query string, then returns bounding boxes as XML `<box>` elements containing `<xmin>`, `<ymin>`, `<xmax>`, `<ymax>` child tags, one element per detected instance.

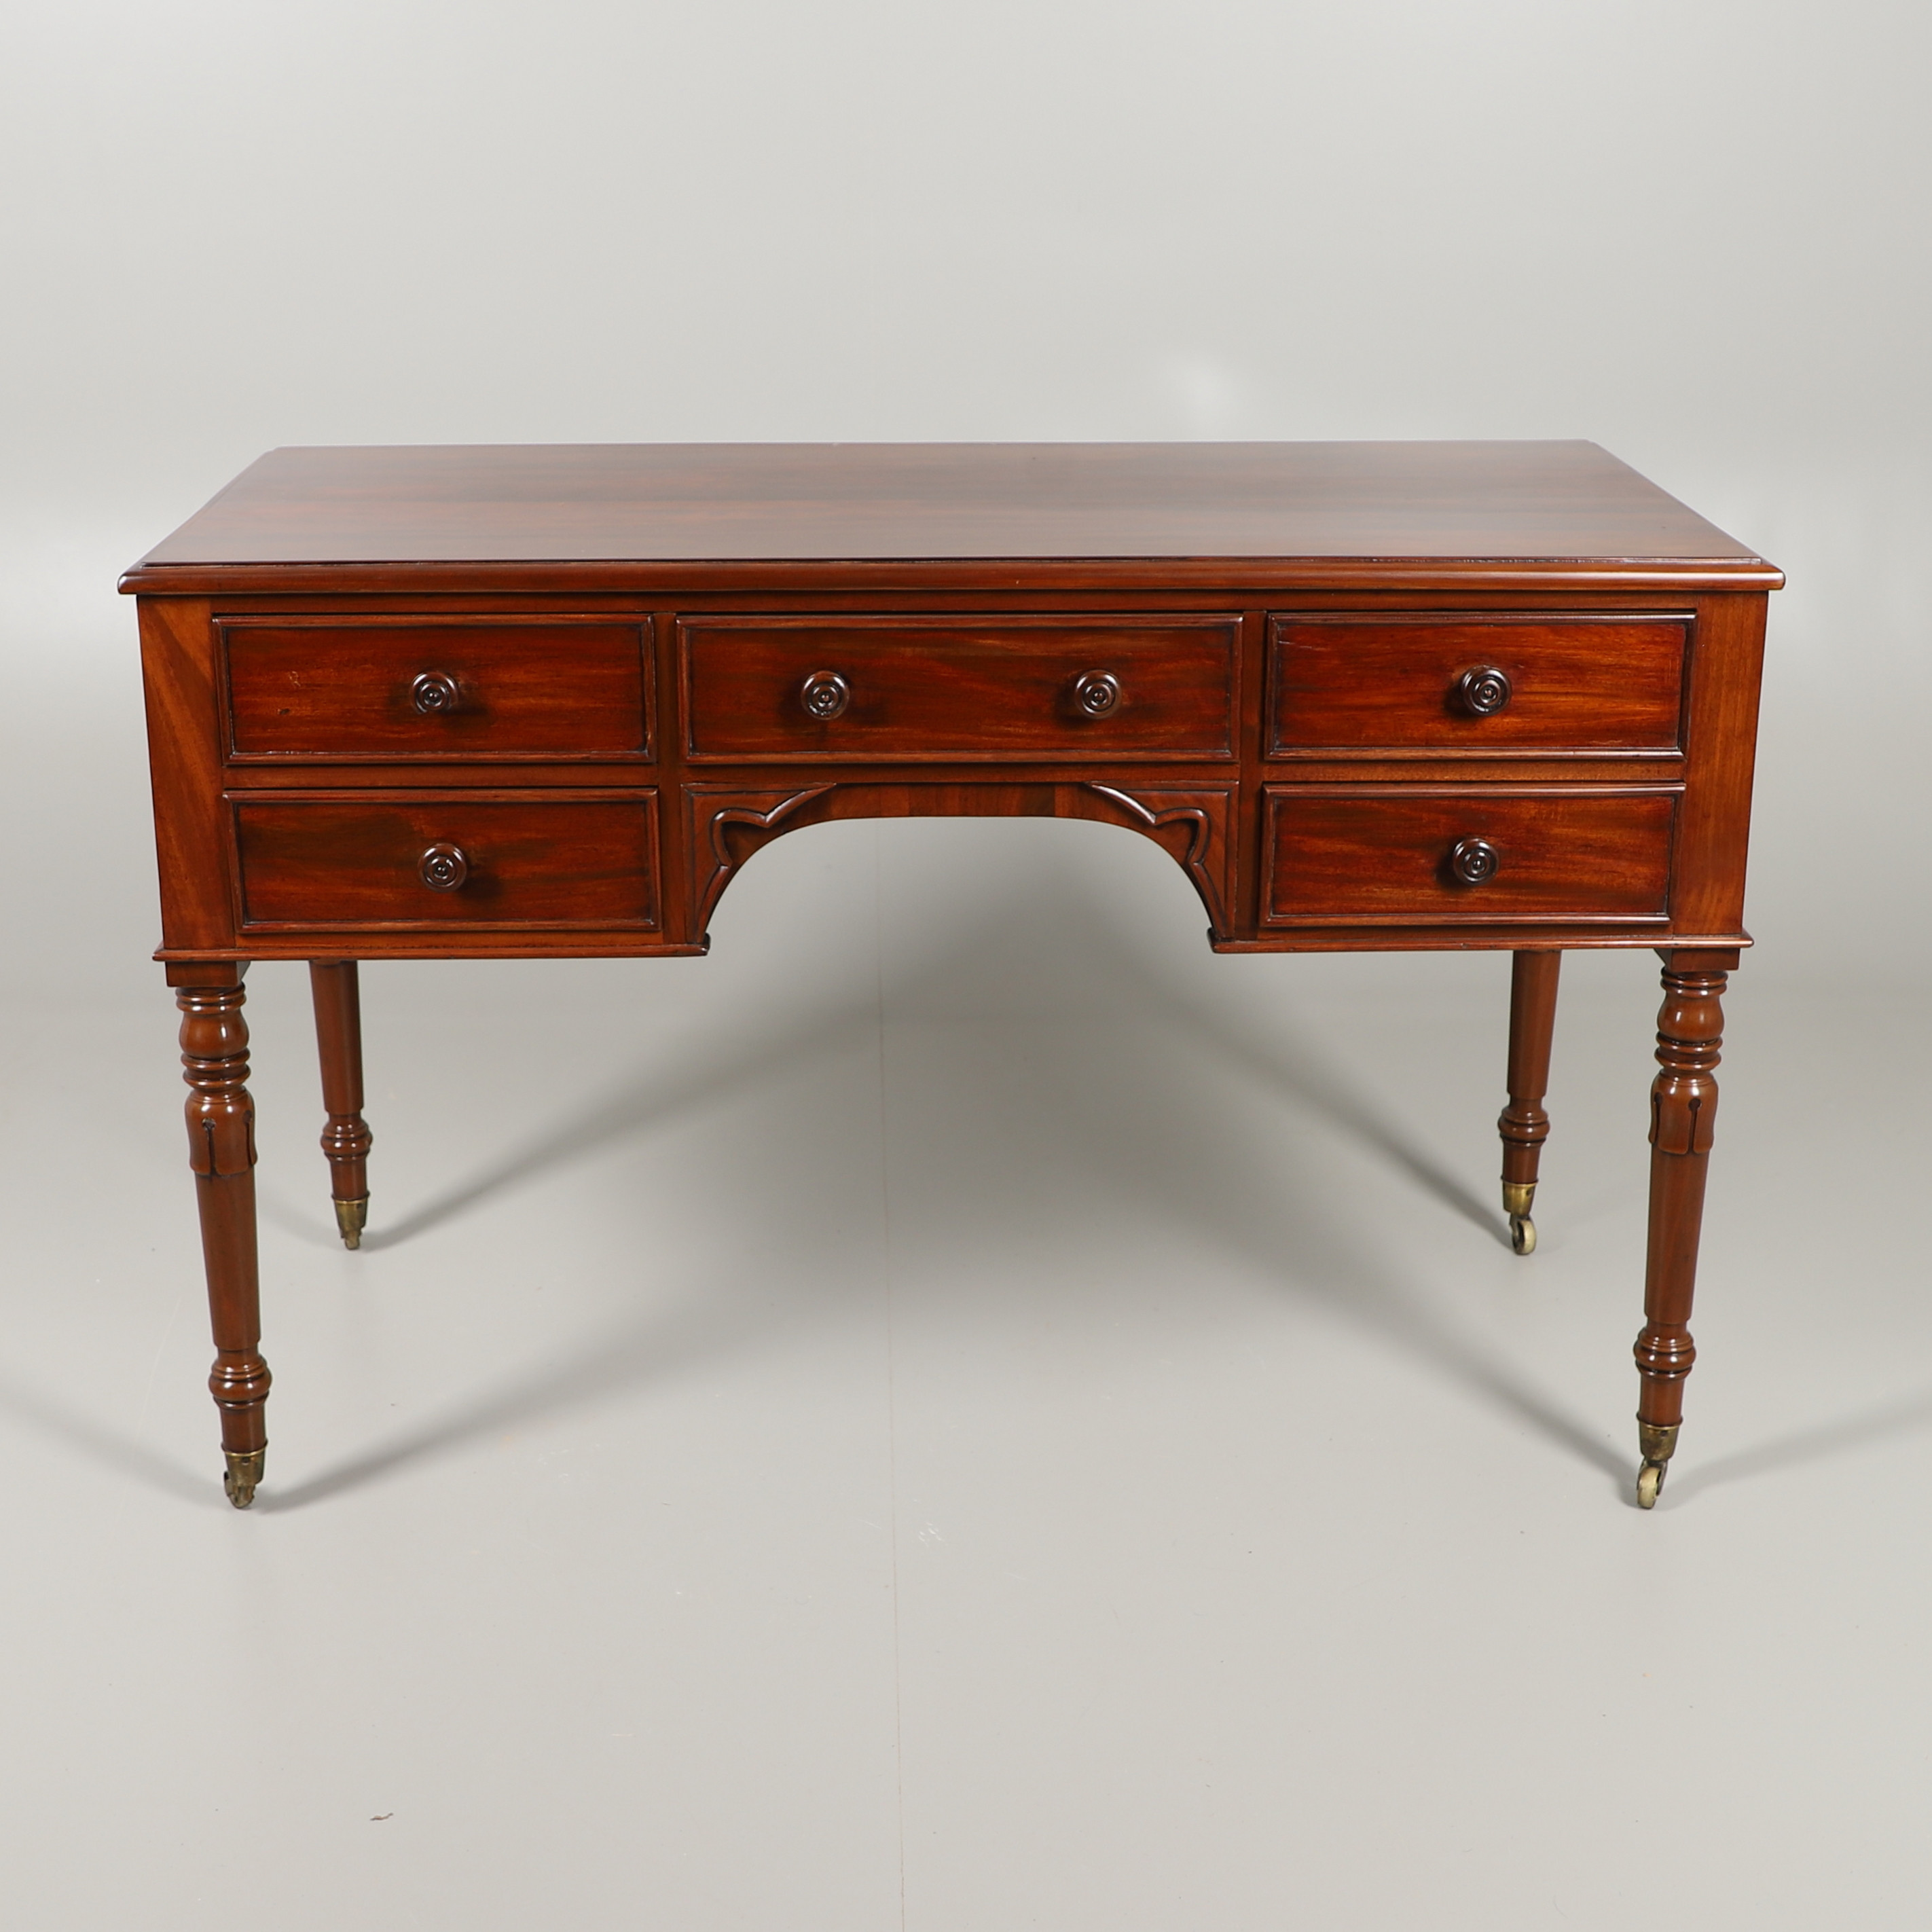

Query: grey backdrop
<box><xmin>3</xmin><ymin>0</ymin><xmax>1929</xmax><ymax>991</ymax></box>
<box><xmin>2</xmin><ymin>5</ymin><xmax>1929</xmax><ymax>1929</ymax></box>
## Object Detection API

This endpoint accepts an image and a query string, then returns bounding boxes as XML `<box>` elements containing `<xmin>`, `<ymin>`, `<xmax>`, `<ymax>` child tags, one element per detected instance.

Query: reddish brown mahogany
<box><xmin>1637</xmin><ymin>958</ymin><xmax>1730</xmax><ymax>1417</ymax></box>
<box><xmin>310</xmin><ymin>961</ymin><xmax>372</xmax><ymax>1244</ymax></box>
<box><xmin>1500</xmin><ymin>952</ymin><xmax>1562</xmax><ymax>1195</ymax></box>
<box><xmin>1262</xmin><ymin>788</ymin><xmax>1675</xmax><ymax>924</ymax></box>
<box><xmin>233</xmin><ymin>795</ymin><xmax>662</xmax><ymax>930</ymax></box>
<box><xmin>681</xmin><ymin>615</ymin><xmax>1239</xmax><ymax>760</ymax></box>
<box><xmin>1269</xmin><ymin>616</ymin><xmax>1687</xmax><ymax>754</ymax></box>
<box><xmin>223</xmin><ymin>618</ymin><xmax>653</xmax><ymax>761</ymax></box>
<box><xmin>1497</xmin><ymin>951</ymin><xmax>1562</xmax><ymax>1256</ymax></box>
<box><xmin>126</xmin><ymin>443</ymin><xmax>1778</xmax><ymax>1508</ymax></box>
<box><xmin>175</xmin><ymin>970</ymin><xmax>270</xmax><ymax>1506</ymax></box>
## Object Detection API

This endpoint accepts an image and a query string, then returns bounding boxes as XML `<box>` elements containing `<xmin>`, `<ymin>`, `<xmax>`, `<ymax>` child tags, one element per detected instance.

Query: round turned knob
<box><xmin>1448</xmin><ymin>837</ymin><xmax>1500</xmax><ymax>887</ymax></box>
<box><xmin>799</xmin><ymin>671</ymin><xmax>851</xmax><ymax>721</ymax></box>
<box><xmin>1073</xmin><ymin>670</ymin><xmax>1122</xmax><ymax>718</ymax></box>
<box><xmin>1455</xmin><ymin>666</ymin><xmax>1512</xmax><ymax>716</ymax></box>
<box><xmin>418</xmin><ymin>843</ymin><xmax>469</xmax><ymax>892</ymax></box>
<box><xmin>412</xmin><ymin>671</ymin><xmax>461</xmax><ymax>716</ymax></box>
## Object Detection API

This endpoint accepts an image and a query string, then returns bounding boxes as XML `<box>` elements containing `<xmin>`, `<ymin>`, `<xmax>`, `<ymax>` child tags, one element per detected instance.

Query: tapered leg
<box><xmin>310</xmin><ymin>960</ymin><xmax>373</xmax><ymax>1249</ymax></box>
<box><xmin>1497</xmin><ymin>950</ymin><xmax>1561</xmax><ymax>1254</ymax></box>
<box><xmin>1633</xmin><ymin>951</ymin><xmax>1732</xmax><ymax>1508</ymax></box>
<box><xmin>177</xmin><ymin>969</ymin><xmax>271</xmax><ymax>1508</ymax></box>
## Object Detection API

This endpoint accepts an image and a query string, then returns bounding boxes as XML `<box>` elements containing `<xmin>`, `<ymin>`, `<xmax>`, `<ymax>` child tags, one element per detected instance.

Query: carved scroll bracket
<box><xmin>1080</xmin><ymin>784</ymin><xmax>1233</xmax><ymax>934</ymax></box>
<box><xmin>689</xmin><ymin>786</ymin><xmax>835</xmax><ymax>930</ymax></box>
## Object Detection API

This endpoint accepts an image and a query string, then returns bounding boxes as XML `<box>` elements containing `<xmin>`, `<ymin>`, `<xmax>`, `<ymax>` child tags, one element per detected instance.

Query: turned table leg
<box><xmin>1633</xmin><ymin>950</ymin><xmax>1733</xmax><ymax>1509</ymax></box>
<box><xmin>1498</xmin><ymin>950</ymin><xmax>1561</xmax><ymax>1255</ymax></box>
<box><xmin>309</xmin><ymin>960</ymin><xmax>373</xmax><ymax>1249</ymax></box>
<box><xmin>177</xmin><ymin>969</ymin><xmax>271</xmax><ymax>1508</ymax></box>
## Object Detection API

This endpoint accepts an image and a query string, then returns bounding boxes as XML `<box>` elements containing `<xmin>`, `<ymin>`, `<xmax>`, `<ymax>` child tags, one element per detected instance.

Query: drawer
<box><xmin>1268</xmin><ymin>615</ymin><xmax>1685</xmax><ymax>754</ymax></box>
<box><xmin>681</xmin><ymin>616</ymin><xmax>1238</xmax><ymax>760</ymax></box>
<box><xmin>1262</xmin><ymin>787</ymin><xmax>1675</xmax><ymax>924</ymax></box>
<box><xmin>233</xmin><ymin>795</ymin><xmax>659</xmax><ymax>929</ymax></box>
<box><xmin>222</xmin><ymin>619</ymin><xmax>652</xmax><ymax>760</ymax></box>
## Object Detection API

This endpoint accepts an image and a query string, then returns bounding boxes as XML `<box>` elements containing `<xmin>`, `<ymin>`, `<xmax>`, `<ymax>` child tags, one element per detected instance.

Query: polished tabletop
<box><xmin>126</xmin><ymin>441</ymin><xmax>1775</xmax><ymax>582</ymax></box>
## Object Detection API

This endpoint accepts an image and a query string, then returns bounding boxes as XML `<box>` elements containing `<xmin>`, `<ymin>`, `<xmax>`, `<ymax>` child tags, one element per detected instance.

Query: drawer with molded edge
<box><xmin>232</xmin><ymin>793</ymin><xmax>660</xmax><ymax>929</ymax></box>
<box><xmin>1268</xmin><ymin>615</ymin><xmax>1686</xmax><ymax>755</ymax></box>
<box><xmin>221</xmin><ymin>618</ymin><xmax>653</xmax><ymax>761</ymax></box>
<box><xmin>1261</xmin><ymin>786</ymin><xmax>1676</xmax><ymax>924</ymax></box>
<box><xmin>681</xmin><ymin>615</ymin><xmax>1238</xmax><ymax>760</ymax></box>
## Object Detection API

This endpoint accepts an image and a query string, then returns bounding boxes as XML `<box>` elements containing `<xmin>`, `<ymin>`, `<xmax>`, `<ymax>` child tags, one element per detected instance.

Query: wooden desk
<box><xmin>124</xmin><ymin>442</ymin><xmax>1780</xmax><ymax>1510</ymax></box>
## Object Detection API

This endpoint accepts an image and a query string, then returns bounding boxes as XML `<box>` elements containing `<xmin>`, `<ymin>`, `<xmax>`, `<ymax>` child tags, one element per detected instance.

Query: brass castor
<box><xmin>223</xmin><ymin>1448</ymin><xmax>266</xmax><ymax>1510</ymax></box>
<box><xmin>1635</xmin><ymin>1421</ymin><xmax>1678</xmax><ymax>1511</ymax></box>
<box><xmin>1503</xmin><ymin>1182</ymin><xmax>1537</xmax><ymax>1256</ymax></box>
<box><xmin>335</xmin><ymin>1198</ymin><xmax>368</xmax><ymax>1250</ymax></box>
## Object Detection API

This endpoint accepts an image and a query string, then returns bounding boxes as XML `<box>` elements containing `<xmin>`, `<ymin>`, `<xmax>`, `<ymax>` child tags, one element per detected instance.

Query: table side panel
<box><xmin>139</xmin><ymin>596</ymin><xmax>236</xmax><ymax>954</ymax></box>
<box><xmin>1666</xmin><ymin>592</ymin><xmax>1770</xmax><ymax>938</ymax></box>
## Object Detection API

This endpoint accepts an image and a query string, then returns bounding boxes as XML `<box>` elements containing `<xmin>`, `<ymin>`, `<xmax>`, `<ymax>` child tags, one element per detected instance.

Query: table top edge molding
<box><xmin>120</xmin><ymin>555</ymin><xmax>1786</xmax><ymax>597</ymax></box>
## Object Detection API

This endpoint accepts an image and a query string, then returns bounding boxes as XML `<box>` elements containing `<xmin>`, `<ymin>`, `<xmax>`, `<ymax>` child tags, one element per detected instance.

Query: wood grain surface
<box><xmin>1269</xmin><ymin>615</ymin><xmax>1686</xmax><ymax>754</ymax></box>
<box><xmin>124</xmin><ymin>442</ymin><xmax>1776</xmax><ymax>582</ymax></box>
<box><xmin>130</xmin><ymin>441</ymin><xmax>1779</xmax><ymax>1505</ymax></box>
<box><xmin>234</xmin><ymin>795</ymin><xmax>661</xmax><ymax>929</ymax></box>
<box><xmin>682</xmin><ymin>615</ymin><xmax>1238</xmax><ymax>761</ymax></box>
<box><xmin>1262</xmin><ymin>786</ymin><xmax>1676</xmax><ymax>924</ymax></box>
<box><xmin>223</xmin><ymin>617</ymin><xmax>651</xmax><ymax>760</ymax></box>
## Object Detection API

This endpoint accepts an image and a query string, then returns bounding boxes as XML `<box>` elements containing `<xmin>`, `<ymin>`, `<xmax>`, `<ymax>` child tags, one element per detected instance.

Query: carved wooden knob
<box><xmin>800</xmin><ymin>671</ymin><xmax>850</xmax><ymax>721</ymax></box>
<box><xmin>418</xmin><ymin>843</ymin><xmax>469</xmax><ymax>891</ymax></box>
<box><xmin>1074</xmin><ymin>670</ymin><xmax>1122</xmax><ymax>718</ymax></box>
<box><xmin>412</xmin><ymin>671</ymin><xmax>460</xmax><ymax>716</ymax></box>
<box><xmin>1448</xmin><ymin>837</ymin><xmax>1500</xmax><ymax>886</ymax></box>
<box><xmin>1455</xmin><ymin>666</ymin><xmax>1512</xmax><ymax>716</ymax></box>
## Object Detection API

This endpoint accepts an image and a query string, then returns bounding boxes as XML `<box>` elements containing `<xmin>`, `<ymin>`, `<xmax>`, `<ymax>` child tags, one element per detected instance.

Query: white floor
<box><xmin>3</xmin><ymin>789</ymin><xmax>1930</xmax><ymax>1928</ymax></box>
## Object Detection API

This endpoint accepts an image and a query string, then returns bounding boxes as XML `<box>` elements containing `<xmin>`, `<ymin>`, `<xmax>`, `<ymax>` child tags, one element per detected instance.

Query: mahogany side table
<box><xmin>123</xmin><ymin>442</ymin><xmax>1780</xmax><ymax>1509</ymax></box>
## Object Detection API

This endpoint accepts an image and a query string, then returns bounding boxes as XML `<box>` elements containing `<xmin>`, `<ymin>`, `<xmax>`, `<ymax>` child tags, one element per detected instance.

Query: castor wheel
<box><xmin>1635</xmin><ymin>1422</ymin><xmax>1677</xmax><ymax>1511</ymax></box>
<box><xmin>335</xmin><ymin>1198</ymin><xmax>367</xmax><ymax>1250</ymax></box>
<box><xmin>223</xmin><ymin>1450</ymin><xmax>266</xmax><ymax>1510</ymax></box>
<box><xmin>1501</xmin><ymin>1183</ymin><xmax>1537</xmax><ymax>1255</ymax></box>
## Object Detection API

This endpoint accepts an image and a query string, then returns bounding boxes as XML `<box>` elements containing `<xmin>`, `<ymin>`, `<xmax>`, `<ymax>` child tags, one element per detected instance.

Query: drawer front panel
<box><xmin>1269</xmin><ymin>616</ymin><xmax>1685</xmax><ymax>753</ymax></box>
<box><xmin>682</xmin><ymin>616</ymin><xmax>1239</xmax><ymax>759</ymax></box>
<box><xmin>1262</xmin><ymin>788</ymin><xmax>1675</xmax><ymax>924</ymax></box>
<box><xmin>235</xmin><ymin>796</ymin><xmax>659</xmax><ymax>928</ymax></box>
<box><xmin>223</xmin><ymin>620</ymin><xmax>652</xmax><ymax>759</ymax></box>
